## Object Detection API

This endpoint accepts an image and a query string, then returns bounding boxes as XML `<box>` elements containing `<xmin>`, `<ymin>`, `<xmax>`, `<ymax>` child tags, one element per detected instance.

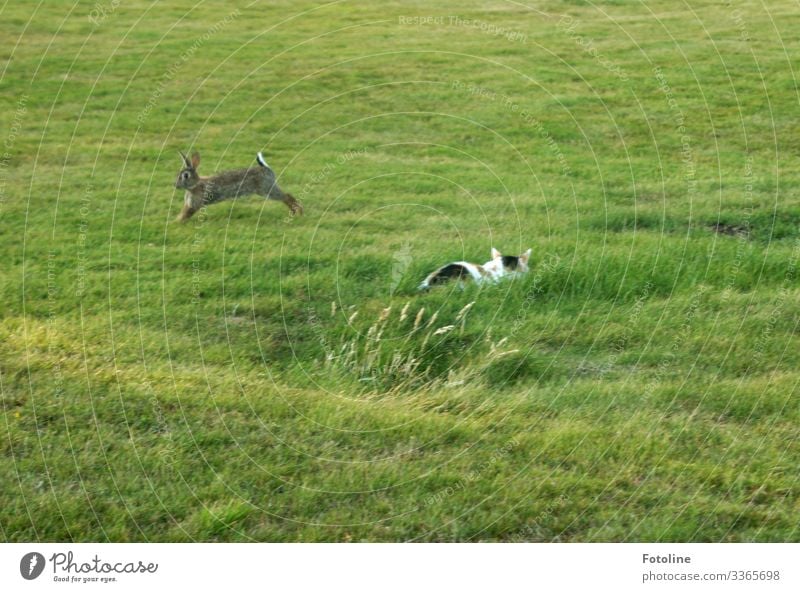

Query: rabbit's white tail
<box><xmin>256</xmin><ymin>152</ymin><xmax>271</xmax><ymax>169</ymax></box>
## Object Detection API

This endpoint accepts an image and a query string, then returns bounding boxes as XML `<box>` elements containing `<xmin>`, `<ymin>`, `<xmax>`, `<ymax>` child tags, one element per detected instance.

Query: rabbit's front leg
<box><xmin>177</xmin><ymin>192</ymin><xmax>200</xmax><ymax>222</ymax></box>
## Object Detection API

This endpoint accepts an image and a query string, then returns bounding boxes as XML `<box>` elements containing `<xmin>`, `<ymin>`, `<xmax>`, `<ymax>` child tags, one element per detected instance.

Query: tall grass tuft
<box><xmin>325</xmin><ymin>301</ymin><xmax>522</xmax><ymax>392</ymax></box>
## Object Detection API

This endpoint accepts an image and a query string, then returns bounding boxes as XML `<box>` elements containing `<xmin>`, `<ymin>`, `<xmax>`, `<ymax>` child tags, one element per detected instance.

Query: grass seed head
<box><xmin>413</xmin><ymin>307</ymin><xmax>425</xmax><ymax>330</ymax></box>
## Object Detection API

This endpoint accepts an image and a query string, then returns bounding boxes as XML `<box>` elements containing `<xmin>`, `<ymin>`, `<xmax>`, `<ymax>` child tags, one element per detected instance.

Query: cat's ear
<box><xmin>491</xmin><ymin>247</ymin><xmax>502</xmax><ymax>259</ymax></box>
<box><xmin>520</xmin><ymin>248</ymin><xmax>532</xmax><ymax>264</ymax></box>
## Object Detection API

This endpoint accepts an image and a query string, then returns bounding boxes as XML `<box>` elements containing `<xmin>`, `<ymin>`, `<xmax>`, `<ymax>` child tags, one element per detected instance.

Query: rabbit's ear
<box><xmin>179</xmin><ymin>151</ymin><xmax>191</xmax><ymax>168</ymax></box>
<box><xmin>520</xmin><ymin>248</ymin><xmax>532</xmax><ymax>263</ymax></box>
<box><xmin>191</xmin><ymin>152</ymin><xmax>200</xmax><ymax>169</ymax></box>
<box><xmin>491</xmin><ymin>247</ymin><xmax>502</xmax><ymax>259</ymax></box>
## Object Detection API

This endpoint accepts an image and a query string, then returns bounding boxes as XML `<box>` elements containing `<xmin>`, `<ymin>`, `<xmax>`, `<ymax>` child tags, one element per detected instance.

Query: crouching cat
<box><xmin>418</xmin><ymin>247</ymin><xmax>531</xmax><ymax>290</ymax></box>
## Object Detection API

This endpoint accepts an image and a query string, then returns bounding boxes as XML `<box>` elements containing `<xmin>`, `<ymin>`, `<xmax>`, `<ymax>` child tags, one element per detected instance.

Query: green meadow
<box><xmin>1</xmin><ymin>0</ymin><xmax>799</xmax><ymax>541</ymax></box>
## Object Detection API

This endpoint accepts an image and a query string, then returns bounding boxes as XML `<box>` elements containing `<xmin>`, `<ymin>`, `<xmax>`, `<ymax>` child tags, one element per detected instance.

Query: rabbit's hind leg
<box><xmin>264</xmin><ymin>183</ymin><xmax>303</xmax><ymax>215</ymax></box>
<box><xmin>281</xmin><ymin>192</ymin><xmax>303</xmax><ymax>215</ymax></box>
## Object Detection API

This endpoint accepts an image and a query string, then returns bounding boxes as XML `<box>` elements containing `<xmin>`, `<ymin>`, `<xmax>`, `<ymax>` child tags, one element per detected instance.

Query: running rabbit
<box><xmin>175</xmin><ymin>151</ymin><xmax>303</xmax><ymax>221</ymax></box>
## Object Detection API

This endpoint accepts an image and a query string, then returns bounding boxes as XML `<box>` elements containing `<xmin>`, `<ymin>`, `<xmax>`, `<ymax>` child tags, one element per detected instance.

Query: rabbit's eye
<box><xmin>182</xmin><ymin>172</ymin><xmax>189</xmax><ymax>180</ymax></box>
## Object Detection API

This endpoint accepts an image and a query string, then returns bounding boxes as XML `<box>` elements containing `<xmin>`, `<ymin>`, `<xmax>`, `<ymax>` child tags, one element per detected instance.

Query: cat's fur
<box><xmin>175</xmin><ymin>151</ymin><xmax>303</xmax><ymax>221</ymax></box>
<box><xmin>418</xmin><ymin>247</ymin><xmax>532</xmax><ymax>290</ymax></box>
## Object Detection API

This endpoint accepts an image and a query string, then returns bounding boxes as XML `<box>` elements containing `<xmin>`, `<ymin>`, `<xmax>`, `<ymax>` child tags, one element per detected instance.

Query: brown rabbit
<box><xmin>175</xmin><ymin>151</ymin><xmax>303</xmax><ymax>221</ymax></box>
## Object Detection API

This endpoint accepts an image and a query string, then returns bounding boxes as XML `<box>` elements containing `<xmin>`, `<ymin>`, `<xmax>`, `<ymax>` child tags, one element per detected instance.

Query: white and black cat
<box><xmin>418</xmin><ymin>247</ymin><xmax>532</xmax><ymax>290</ymax></box>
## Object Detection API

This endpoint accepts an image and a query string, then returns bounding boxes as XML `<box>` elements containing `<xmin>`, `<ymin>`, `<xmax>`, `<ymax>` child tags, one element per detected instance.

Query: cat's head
<box><xmin>490</xmin><ymin>247</ymin><xmax>532</xmax><ymax>275</ymax></box>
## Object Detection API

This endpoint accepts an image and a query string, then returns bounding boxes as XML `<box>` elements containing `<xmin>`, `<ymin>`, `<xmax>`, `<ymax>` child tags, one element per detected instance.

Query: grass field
<box><xmin>1</xmin><ymin>0</ymin><xmax>799</xmax><ymax>542</ymax></box>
